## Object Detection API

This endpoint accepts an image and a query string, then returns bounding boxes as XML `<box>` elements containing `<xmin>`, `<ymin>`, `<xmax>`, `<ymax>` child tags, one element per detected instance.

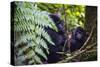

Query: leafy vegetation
<box><xmin>13</xmin><ymin>2</ymin><xmax>57</xmax><ymax>65</ymax></box>
<box><xmin>37</xmin><ymin>3</ymin><xmax>85</xmax><ymax>30</ymax></box>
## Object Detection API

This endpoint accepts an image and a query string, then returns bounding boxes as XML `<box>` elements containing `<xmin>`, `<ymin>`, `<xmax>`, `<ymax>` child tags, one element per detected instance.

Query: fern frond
<box><xmin>13</xmin><ymin>1</ymin><xmax>58</xmax><ymax>65</ymax></box>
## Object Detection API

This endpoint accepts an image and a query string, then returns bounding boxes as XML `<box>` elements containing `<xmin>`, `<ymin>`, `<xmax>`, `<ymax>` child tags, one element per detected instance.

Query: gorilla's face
<box><xmin>76</xmin><ymin>30</ymin><xmax>84</xmax><ymax>40</ymax></box>
<box><xmin>57</xmin><ymin>22</ymin><xmax>65</xmax><ymax>34</ymax></box>
<box><xmin>74</xmin><ymin>27</ymin><xmax>87</xmax><ymax>41</ymax></box>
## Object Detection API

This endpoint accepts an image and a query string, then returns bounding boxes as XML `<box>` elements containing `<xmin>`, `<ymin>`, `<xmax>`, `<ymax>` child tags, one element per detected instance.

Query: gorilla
<box><xmin>45</xmin><ymin>14</ymin><xmax>67</xmax><ymax>63</ymax></box>
<box><xmin>44</xmin><ymin>14</ymin><xmax>88</xmax><ymax>63</ymax></box>
<box><xmin>69</xmin><ymin>27</ymin><xmax>88</xmax><ymax>52</ymax></box>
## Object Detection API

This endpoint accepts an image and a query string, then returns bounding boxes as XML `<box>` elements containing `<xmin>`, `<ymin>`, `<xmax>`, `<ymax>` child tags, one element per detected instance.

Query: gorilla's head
<box><xmin>73</xmin><ymin>27</ymin><xmax>87</xmax><ymax>41</ymax></box>
<box><xmin>49</xmin><ymin>14</ymin><xmax>65</xmax><ymax>34</ymax></box>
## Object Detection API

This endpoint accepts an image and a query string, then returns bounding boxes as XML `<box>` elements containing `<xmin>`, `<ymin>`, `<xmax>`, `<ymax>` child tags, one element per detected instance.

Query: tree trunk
<box><xmin>85</xmin><ymin>6</ymin><xmax>97</xmax><ymax>32</ymax></box>
<box><xmin>84</xmin><ymin>6</ymin><xmax>97</xmax><ymax>61</ymax></box>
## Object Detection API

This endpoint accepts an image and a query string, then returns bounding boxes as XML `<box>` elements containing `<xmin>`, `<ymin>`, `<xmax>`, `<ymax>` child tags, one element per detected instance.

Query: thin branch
<box><xmin>62</xmin><ymin>4</ymin><xmax>67</xmax><ymax>27</ymax></box>
<box><xmin>62</xmin><ymin>4</ymin><xmax>68</xmax><ymax>52</ymax></box>
<box><xmin>85</xmin><ymin>49</ymin><xmax>97</xmax><ymax>53</ymax></box>
<box><xmin>62</xmin><ymin>40</ymin><xmax>67</xmax><ymax>52</ymax></box>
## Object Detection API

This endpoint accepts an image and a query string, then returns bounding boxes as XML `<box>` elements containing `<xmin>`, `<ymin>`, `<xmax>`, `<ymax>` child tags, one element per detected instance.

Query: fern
<box><xmin>13</xmin><ymin>1</ymin><xmax>58</xmax><ymax>65</ymax></box>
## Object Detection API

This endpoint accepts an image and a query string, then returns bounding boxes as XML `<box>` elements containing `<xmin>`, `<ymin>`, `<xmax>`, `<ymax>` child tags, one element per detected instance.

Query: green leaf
<box><xmin>34</xmin><ymin>55</ymin><xmax>42</xmax><ymax>64</ymax></box>
<box><xmin>35</xmin><ymin>47</ymin><xmax>47</xmax><ymax>60</ymax></box>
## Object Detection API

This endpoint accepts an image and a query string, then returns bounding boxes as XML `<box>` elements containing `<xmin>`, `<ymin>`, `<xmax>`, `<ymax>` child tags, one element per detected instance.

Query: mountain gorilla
<box><xmin>45</xmin><ymin>14</ymin><xmax>67</xmax><ymax>63</ymax></box>
<box><xmin>44</xmin><ymin>14</ymin><xmax>88</xmax><ymax>63</ymax></box>
<box><xmin>69</xmin><ymin>27</ymin><xmax>88</xmax><ymax>52</ymax></box>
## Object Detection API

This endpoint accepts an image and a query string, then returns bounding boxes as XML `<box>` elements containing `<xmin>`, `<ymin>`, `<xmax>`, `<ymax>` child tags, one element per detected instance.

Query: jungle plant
<box><xmin>12</xmin><ymin>2</ymin><xmax>57</xmax><ymax>65</ymax></box>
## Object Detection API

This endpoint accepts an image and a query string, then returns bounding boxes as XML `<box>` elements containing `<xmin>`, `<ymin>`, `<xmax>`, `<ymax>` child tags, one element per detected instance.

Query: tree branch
<box><xmin>58</xmin><ymin>42</ymin><xmax>96</xmax><ymax>63</ymax></box>
<box><xmin>62</xmin><ymin>4</ymin><xmax>68</xmax><ymax>52</ymax></box>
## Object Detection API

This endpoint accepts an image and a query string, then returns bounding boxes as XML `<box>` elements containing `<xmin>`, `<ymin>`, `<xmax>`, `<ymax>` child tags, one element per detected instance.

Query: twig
<box><xmin>58</xmin><ymin>42</ymin><xmax>96</xmax><ymax>63</ymax></box>
<box><xmin>62</xmin><ymin>4</ymin><xmax>68</xmax><ymax>52</ymax></box>
<box><xmin>85</xmin><ymin>49</ymin><xmax>96</xmax><ymax>53</ymax></box>
<box><xmin>56</xmin><ymin>52</ymin><xmax>67</xmax><ymax>55</ymax></box>
<box><xmin>62</xmin><ymin>39</ymin><xmax>67</xmax><ymax>52</ymax></box>
<box><xmin>62</xmin><ymin>4</ymin><xmax>67</xmax><ymax>28</ymax></box>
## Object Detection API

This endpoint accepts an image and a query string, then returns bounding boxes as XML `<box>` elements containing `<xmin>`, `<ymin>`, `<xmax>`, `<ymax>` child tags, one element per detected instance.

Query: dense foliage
<box><xmin>13</xmin><ymin>2</ymin><xmax>58</xmax><ymax>65</ymax></box>
<box><xmin>37</xmin><ymin>3</ymin><xmax>85</xmax><ymax>30</ymax></box>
